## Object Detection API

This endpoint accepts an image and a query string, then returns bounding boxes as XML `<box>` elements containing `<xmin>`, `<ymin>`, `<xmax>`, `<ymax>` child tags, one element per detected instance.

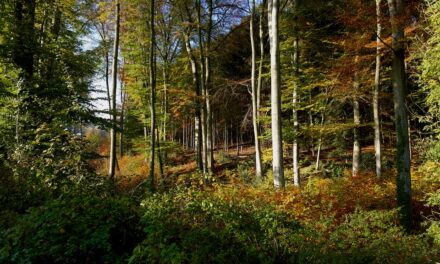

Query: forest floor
<box><xmin>112</xmin><ymin>144</ymin><xmax>435</xmax><ymax>231</ymax></box>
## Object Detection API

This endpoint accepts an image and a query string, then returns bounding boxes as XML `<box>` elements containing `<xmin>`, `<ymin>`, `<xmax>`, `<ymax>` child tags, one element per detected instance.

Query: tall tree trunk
<box><xmin>352</xmin><ymin>56</ymin><xmax>361</xmax><ymax>177</ymax></box>
<box><xmin>109</xmin><ymin>0</ymin><xmax>120</xmax><ymax>180</ymax></box>
<box><xmin>292</xmin><ymin>0</ymin><xmax>300</xmax><ymax>186</ymax></box>
<box><xmin>143</xmin><ymin>115</ymin><xmax>148</xmax><ymax>163</ymax></box>
<box><xmin>374</xmin><ymin>0</ymin><xmax>382</xmax><ymax>177</ymax></box>
<box><xmin>269</xmin><ymin>0</ymin><xmax>285</xmax><ymax>189</ymax></box>
<box><xmin>309</xmin><ymin>108</ymin><xmax>315</xmax><ymax>157</ymax></box>
<box><xmin>236</xmin><ymin>122</ymin><xmax>240</xmax><ymax>156</ymax></box>
<box><xmin>196</xmin><ymin>0</ymin><xmax>209</xmax><ymax>178</ymax></box>
<box><xmin>224</xmin><ymin>122</ymin><xmax>228</xmax><ymax>152</ymax></box>
<box><xmin>257</xmin><ymin>0</ymin><xmax>267</xmax><ymax>114</ymax></box>
<box><xmin>183</xmin><ymin>120</ymin><xmax>187</xmax><ymax>148</ymax></box>
<box><xmin>120</xmin><ymin>87</ymin><xmax>126</xmax><ymax>157</ymax></box>
<box><xmin>162</xmin><ymin>65</ymin><xmax>168</xmax><ymax>142</ymax></box>
<box><xmin>183</xmin><ymin>31</ymin><xmax>203</xmax><ymax>171</ymax></box>
<box><xmin>205</xmin><ymin>0</ymin><xmax>214</xmax><ymax>173</ymax></box>
<box><xmin>387</xmin><ymin>0</ymin><xmax>412</xmax><ymax>231</ymax></box>
<box><xmin>190</xmin><ymin>119</ymin><xmax>193</xmax><ymax>149</ymax></box>
<box><xmin>156</xmin><ymin>128</ymin><xmax>164</xmax><ymax>180</ymax></box>
<box><xmin>106</xmin><ymin>53</ymin><xmax>112</xmax><ymax>118</ymax></box>
<box><xmin>148</xmin><ymin>0</ymin><xmax>157</xmax><ymax>188</ymax></box>
<box><xmin>250</xmin><ymin>0</ymin><xmax>263</xmax><ymax>180</ymax></box>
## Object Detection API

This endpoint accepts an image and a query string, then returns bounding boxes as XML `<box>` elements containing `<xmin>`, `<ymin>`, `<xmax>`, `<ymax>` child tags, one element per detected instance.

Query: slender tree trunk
<box><xmin>374</xmin><ymin>0</ymin><xmax>382</xmax><ymax>177</ymax></box>
<box><xmin>250</xmin><ymin>0</ymin><xmax>263</xmax><ymax>179</ymax></box>
<box><xmin>257</xmin><ymin>0</ymin><xmax>266</xmax><ymax>114</ymax></box>
<box><xmin>156</xmin><ymin>128</ymin><xmax>164</xmax><ymax>180</ymax></box>
<box><xmin>183</xmin><ymin>120</ymin><xmax>187</xmax><ymax>148</ymax></box>
<box><xmin>120</xmin><ymin>88</ymin><xmax>126</xmax><ymax>157</ymax></box>
<box><xmin>269</xmin><ymin>0</ymin><xmax>285</xmax><ymax>189</ymax></box>
<box><xmin>183</xmin><ymin>31</ymin><xmax>203</xmax><ymax>171</ymax></box>
<box><xmin>143</xmin><ymin>115</ymin><xmax>148</xmax><ymax>163</ymax></box>
<box><xmin>292</xmin><ymin>0</ymin><xmax>300</xmax><ymax>186</ymax></box>
<box><xmin>315</xmin><ymin>139</ymin><xmax>322</xmax><ymax>171</ymax></box>
<box><xmin>212</xmin><ymin>115</ymin><xmax>215</xmax><ymax>151</ymax></box>
<box><xmin>352</xmin><ymin>56</ymin><xmax>361</xmax><ymax>177</ymax></box>
<box><xmin>387</xmin><ymin>0</ymin><xmax>412</xmax><ymax>231</ymax></box>
<box><xmin>162</xmin><ymin>65</ymin><xmax>168</xmax><ymax>142</ymax></box>
<box><xmin>315</xmin><ymin>112</ymin><xmax>324</xmax><ymax>171</ymax></box>
<box><xmin>105</xmin><ymin>53</ymin><xmax>112</xmax><ymax>116</ymax></box>
<box><xmin>191</xmin><ymin>120</ymin><xmax>193</xmax><ymax>150</ymax></box>
<box><xmin>230</xmin><ymin>122</ymin><xmax>233</xmax><ymax>149</ymax></box>
<box><xmin>205</xmin><ymin>0</ymin><xmax>214</xmax><ymax>172</ymax></box>
<box><xmin>236</xmin><ymin>122</ymin><xmax>240</xmax><ymax>156</ymax></box>
<box><xmin>196</xmin><ymin>0</ymin><xmax>209</xmax><ymax>178</ymax></box>
<box><xmin>309</xmin><ymin>106</ymin><xmax>315</xmax><ymax>157</ymax></box>
<box><xmin>109</xmin><ymin>0</ymin><xmax>120</xmax><ymax>180</ymax></box>
<box><xmin>224</xmin><ymin>122</ymin><xmax>228</xmax><ymax>152</ymax></box>
<box><xmin>148</xmin><ymin>0</ymin><xmax>157</xmax><ymax>188</ymax></box>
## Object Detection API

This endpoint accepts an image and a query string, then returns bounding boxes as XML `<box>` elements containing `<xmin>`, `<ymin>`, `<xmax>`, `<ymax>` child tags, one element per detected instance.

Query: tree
<box><xmin>180</xmin><ymin>3</ymin><xmax>204</xmax><ymax>172</ymax></box>
<box><xmin>269</xmin><ymin>0</ymin><xmax>285</xmax><ymax>189</ymax></box>
<box><xmin>387</xmin><ymin>0</ymin><xmax>412</xmax><ymax>231</ymax></box>
<box><xmin>292</xmin><ymin>0</ymin><xmax>300</xmax><ymax>186</ymax></box>
<box><xmin>109</xmin><ymin>0</ymin><xmax>120</xmax><ymax>180</ymax></box>
<box><xmin>352</xmin><ymin>56</ymin><xmax>361</xmax><ymax>177</ymax></box>
<box><xmin>373</xmin><ymin>0</ymin><xmax>382</xmax><ymax>178</ymax></box>
<box><xmin>250</xmin><ymin>0</ymin><xmax>263</xmax><ymax>179</ymax></box>
<box><xmin>148</xmin><ymin>0</ymin><xmax>157</xmax><ymax>187</ymax></box>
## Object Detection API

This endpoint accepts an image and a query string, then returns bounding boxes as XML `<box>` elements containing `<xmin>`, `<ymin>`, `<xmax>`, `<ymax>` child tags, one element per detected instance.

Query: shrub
<box><xmin>129</xmin><ymin>187</ymin><xmax>302</xmax><ymax>264</ymax></box>
<box><xmin>0</xmin><ymin>194</ymin><xmax>141</xmax><ymax>264</ymax></box>
<box><xmin>323</xmin><ymin>209</ymin><xmax>434</xmax><ymax>264</ymax></box>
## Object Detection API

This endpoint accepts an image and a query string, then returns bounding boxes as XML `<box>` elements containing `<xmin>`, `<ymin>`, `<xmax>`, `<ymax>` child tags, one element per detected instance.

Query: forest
<box><xmin>0</xmin><ymin>0</ymin><xmax>440</xmax><ymax>263</ymax></box>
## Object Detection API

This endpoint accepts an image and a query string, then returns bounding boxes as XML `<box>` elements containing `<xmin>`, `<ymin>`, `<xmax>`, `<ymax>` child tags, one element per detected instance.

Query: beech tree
<box><xmin>148</xmin><ymin>0</ymin><xmax>157</xmax><ymax>186</ymax></box>
<box><xmin>249</xmin><ymin>0</ymin><xmax>263</xmax><ymax>179</ymax></box>
<box><xmin>373</xmin><ymin>0</ymin><xmax>382</xmax><ymax>177</ymax></box>
<box><xmin>269</xmin><ymin>0</ymin><xmax>285</xmax><ymax>189</ymax></box>
<box><xmin>387</xmin><ymin>0</ymin><xmax>412</xmax><ymax>231</ymax></box>
<box><xmin>109</xmin><ymin>0</ymin><xmax>120</xmax><ymax>180</ymax></box>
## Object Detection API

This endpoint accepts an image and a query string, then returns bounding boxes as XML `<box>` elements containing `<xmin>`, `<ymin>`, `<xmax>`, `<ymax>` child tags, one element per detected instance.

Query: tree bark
<box><xmin>250</xmin><ymin>0</ymin><xmax>263</xmax><ymax>180</ymax></box>
<box><xmin>156</xmin><ymin>128</ymin><xmax>164</xmax><ymax>180</ymax></box>
<box><xmin>204</xmin><ymin>0</ymin><xmax>214</xmax><ymax>174</ymax></box>
<box><xmin>148</xmin><ymin>0</ymin><xmax>157</xmax><ymax>188</ymax></box>
<box><xmin>352</xmin><ymin>56</ymin><xmax>361</xmax><ymax>177</ymax></box>
<box><xmin>292</xmin><ymin>0</ymin><xmax>300</xmax><ymax>186</ymax></box>
<box><xmin>387</xmin><ymin>0</ymin><xmax>412</xmax><ymax>231</ymax></box>
<box><xmin>269</xmin><ymin>0</ymin><xmax>285</xmax><ymax>189</ymax></box>
<box><xmin>120</xmin><ymin>87</ymin><xmax>126</xmax><ymax>157</ymax></box>
<box><xmin>257</xmin><ymin>0</ymin><xmax>267</xmax><ymax>114</ymax></box>
<box><xmin>315</xmin><ymin>112</ymin><xmax>324</xmax><ymax>171</ymax></box>
<box><xmin>162</xmin><ymin>65</ymin><xmax>168</xmax><ymax>142</ymax></box>
<box><xmin>183</xmin><ymin>30</ymin><xmax>203</xmax><ymax>171</ymax></box>
<box><xmin>374</xmin><ymin>0</ymin><xmax>382</xmax><ymax>177</ymax></box>
<box><xmin>109</xmin><ymin>0</ymin><xmax>120</xmax><ymax>180</ymax></box>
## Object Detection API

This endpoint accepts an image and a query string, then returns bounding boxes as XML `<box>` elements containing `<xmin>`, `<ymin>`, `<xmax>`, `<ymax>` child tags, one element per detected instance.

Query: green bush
<box><xmin>322</xmin><ymin>160</ymin><xmax>346</xmax><ymax>178</ymax></box>
<box><xmin>129</xmin><ymin>188</ymin><xmax>437</xmax><ymax>264</ymax></box>
<box><xmin>1</xmin><ymin>187</ymin><xmax>436</xmax><ymax>264</ymax></box>
<box><xmin>0</xmin><ymin>194</ymin><xmax>141</xmax><ymax>264</ymax></box>
<box><xmin>129</xmin><ymin>187</ymin><xmax>302</xmax><ymax>264</ymax></box>
<box><xmin>323</xmin><ymin>210</ymin><xmax>434</xmax><ymax>264</ymax></box>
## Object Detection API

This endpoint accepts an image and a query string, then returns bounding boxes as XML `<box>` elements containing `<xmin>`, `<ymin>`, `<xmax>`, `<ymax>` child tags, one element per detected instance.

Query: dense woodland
<box><xmin>1</xmin><ymin>0</ymin><xmax>440</xmax><ymax>263</ymax></box>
